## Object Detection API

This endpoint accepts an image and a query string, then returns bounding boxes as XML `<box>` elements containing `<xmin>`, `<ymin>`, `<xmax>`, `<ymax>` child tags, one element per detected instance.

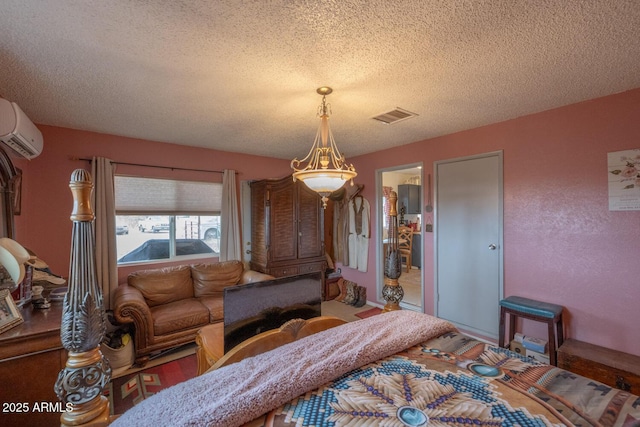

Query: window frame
<box><xmin>114</xmin><ymin>175</ymin><xmax>222</xmax><ymax>266</ymax></box>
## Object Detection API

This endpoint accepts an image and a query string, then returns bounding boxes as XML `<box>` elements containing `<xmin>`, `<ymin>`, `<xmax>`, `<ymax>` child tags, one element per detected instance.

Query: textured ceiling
<box><xmin>1</xmin><ymin>1</ymin><xmax>639</xmax><ymax>160</ymax></box>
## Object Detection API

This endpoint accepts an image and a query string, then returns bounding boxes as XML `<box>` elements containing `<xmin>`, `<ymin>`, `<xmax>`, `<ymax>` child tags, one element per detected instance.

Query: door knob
<box><xmin>245</xmin><ymin>249</ymin><xmax>252</xmax><ymax>254</ymax></box>
<box><xmin>488</xmin><ymin>244</ymin><xmax>497</xmax><ymax>250</ymax></box>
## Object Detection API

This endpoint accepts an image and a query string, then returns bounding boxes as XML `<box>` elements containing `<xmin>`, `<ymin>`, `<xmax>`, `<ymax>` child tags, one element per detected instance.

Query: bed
<box><xmin>112</xmin><ymin>310</ymin><xmax>640</xmax><ymax>427</ymax></box>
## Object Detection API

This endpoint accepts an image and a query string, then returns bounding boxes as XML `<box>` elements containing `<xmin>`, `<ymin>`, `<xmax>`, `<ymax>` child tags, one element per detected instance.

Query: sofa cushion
<box><xmin>151</xmin><ymin>299</ymin><xmax>210</xmax><ymax>336</ymax></box>
<box><xmin>239</xmin><ymin>270</ymin><xmax>275</xmax><ymax>284</ymax></box>
<box><xmin>128</xmin><ymin>265</ymin><xmax>194</xmax><ymax>307</ymax></box>
<box><xmin>192</xmin><ymin>260</ymin><xmax>244</xmax><ymax>298</ymax></box>
<box><xmin>198</xmin><ymin>296</ymin><xmax>224</xmax><ymax>323</ymax></box>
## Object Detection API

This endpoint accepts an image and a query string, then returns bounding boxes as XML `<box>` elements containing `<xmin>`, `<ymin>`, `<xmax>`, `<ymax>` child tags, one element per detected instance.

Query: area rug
<box><xmin>355</xmin><ymin>307</ymin><xmax>383</xmax><ymax>319</ymax></box>
<box><xmin>104</xmin><ymin>354</ymin><xmax>197</xmax><ymax>415</ymax></box>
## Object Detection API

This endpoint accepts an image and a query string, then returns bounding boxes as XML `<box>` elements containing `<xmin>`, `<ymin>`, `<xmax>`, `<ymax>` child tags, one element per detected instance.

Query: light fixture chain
<box><xmin>317</xmin><ymin>95</ymin><xmax>331</xmax><ymax>117</ymax></box>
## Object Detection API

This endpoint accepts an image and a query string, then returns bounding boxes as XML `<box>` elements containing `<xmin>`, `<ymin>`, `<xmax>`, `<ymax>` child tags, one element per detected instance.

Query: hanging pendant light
<box><xmin>291</xmin><ymin>87</ymin><xmax>357</xmax><ymax>208</ymax></box>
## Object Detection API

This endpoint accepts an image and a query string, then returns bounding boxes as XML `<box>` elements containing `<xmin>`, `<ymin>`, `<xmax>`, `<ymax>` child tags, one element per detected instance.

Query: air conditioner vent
<box><xmin>371</xmin><ymin>108</ymin><xmax>418</xmax><ymax>125</ymax></box>
<box><xmin>6</xmin><ymin>135</ymin><xmax>38</xmax><ymax>157</ymax></box>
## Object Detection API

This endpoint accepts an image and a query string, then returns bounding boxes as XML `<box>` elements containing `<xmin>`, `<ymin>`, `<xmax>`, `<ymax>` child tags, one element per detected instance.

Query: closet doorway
<box><xmin>376</xmin><ymin>163</ymin><xmax>424</xmax><ymax>312</ymax></box>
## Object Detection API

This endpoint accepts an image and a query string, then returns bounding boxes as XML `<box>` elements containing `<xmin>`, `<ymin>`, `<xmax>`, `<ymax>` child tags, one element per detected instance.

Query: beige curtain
<box><xmin>91</xmin><ymin>157</ymin><xmax>118</xmax><ymax>310</ymax></box>
<box><xmin>219</xmin><ymin>169</ymin><xmax>241</xmax><ymax>261</ymax></box>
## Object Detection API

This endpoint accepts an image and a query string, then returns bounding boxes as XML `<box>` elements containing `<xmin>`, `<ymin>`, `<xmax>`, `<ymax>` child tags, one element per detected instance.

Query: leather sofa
<box><xmin>113</xmin><ymin>260</ymin><xmax>274</xmax><ymax>366</ymax></box>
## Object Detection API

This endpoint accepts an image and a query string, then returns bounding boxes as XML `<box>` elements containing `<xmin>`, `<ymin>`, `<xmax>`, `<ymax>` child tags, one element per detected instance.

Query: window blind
<box><xmin>114</xmin><ymin>176</ymin><xmax>222</xmax><ymax>214</ymax></box>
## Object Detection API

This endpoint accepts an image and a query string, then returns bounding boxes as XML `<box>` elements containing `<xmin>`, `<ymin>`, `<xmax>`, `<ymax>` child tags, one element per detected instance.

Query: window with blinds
<box><xmin>114</xmin><ymin>176</ymin><xmax>222</xmax><ymax>265</ymax></box>
<box><xmin>115</xmin><ymin>176</ymin><xmax>222</xmax><ymax>214</ymax></box>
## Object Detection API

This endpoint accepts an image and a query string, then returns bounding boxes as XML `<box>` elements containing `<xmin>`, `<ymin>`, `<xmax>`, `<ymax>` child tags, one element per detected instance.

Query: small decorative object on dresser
<box><xmin>0</xmin><ymin>288</ymin><xmax>23</xmax><ymax>333</ymax></box>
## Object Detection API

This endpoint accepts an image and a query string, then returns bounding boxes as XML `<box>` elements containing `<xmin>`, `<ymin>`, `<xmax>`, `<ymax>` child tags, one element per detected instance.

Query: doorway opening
<box><xmin>376</xmin><ymin>163</ymin><xmax>424</xmax><ymax>312</ymax></box>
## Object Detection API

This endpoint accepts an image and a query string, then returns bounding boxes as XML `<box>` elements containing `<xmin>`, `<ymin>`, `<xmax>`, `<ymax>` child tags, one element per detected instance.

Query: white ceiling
<box><xmin>1</xmin><ymin>1</ymin><xmax>639</xmax><ymax>160</ymax></box>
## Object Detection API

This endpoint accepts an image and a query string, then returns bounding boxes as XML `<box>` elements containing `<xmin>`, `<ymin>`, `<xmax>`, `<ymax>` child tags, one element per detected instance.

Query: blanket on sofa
<box><xmin>111</xmin><ymin>310</ymin><xmax>457</xmax><ymax>427</ymax></box>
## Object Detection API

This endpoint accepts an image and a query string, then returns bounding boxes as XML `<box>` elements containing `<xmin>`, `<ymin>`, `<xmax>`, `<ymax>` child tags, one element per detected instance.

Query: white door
<box><xmin>435</xmin><ymin>151</ymin><xmax>503</xmax><ymax>338</ymax></box>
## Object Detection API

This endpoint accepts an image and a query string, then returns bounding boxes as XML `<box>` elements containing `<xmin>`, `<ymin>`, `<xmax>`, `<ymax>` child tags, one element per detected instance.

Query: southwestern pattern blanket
<box><xmin>266</xmin><ymin>332</ymin><xmax>640</xmax><ymax>426</ymax></box>
<box><xmin>114</xmin><ymin>311</ymin><xmax>640</xmax><ymax>427</ymax></box>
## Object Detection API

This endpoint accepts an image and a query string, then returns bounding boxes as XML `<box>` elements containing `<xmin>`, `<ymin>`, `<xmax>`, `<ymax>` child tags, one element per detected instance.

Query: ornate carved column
<box><xmin>382</xmin><ymin>190</ymin><xmax>404</xmax><ymax>311</ymax></box>
<box><xmin>55</xmin><ymin>170</ymin><xmax>111</xmax><ymax>426</ymax></box>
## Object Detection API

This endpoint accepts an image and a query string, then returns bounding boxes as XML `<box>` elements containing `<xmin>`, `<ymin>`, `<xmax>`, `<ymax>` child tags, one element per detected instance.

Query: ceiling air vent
<box><xmin>371</xmin><ymin>108</ymin><xmax>418</xmax><ymax>125</ymax></box>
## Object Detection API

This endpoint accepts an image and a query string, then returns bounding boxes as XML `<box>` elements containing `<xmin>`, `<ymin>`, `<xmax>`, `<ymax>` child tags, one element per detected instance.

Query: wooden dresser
<box><xmin>0</xmin><ymin>303</ymin><xmax>66</xmax><ymax>426</ymax></box>
<box><xmin>558</xmin><ymin>338</ymin><xmax>640</xmax><ymax>393</ymax></box>
<box><xmin>250</xmin><ymin>176</ymin><xmax>326</xmax><ymax>278</ymax></box>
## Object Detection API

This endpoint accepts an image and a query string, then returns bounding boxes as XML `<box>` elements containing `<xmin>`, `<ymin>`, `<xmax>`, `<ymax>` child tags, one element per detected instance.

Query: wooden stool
<box><xmin>499</xmin><ymin>296</ymin><xmax>564</xmax><ymax>366</ymax></box>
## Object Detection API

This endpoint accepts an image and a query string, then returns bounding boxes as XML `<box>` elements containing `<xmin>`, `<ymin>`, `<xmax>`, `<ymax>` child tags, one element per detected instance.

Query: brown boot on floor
<box><xmin>353</xmin><ymin>286</ymin><xmax>367</xmax><ymax>307</ymax></box>
<box><xmin>335</xmin><ymin>278</ymin><xmax>347</xmax><ymax>302</ymax></box>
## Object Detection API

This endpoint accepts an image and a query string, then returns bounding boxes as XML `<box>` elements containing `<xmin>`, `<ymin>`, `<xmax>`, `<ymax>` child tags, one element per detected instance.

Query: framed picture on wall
<box><xmin>10</xmin><ymin>168</ymin><xmax>21</xmax><ymax>216</ymax></box>
<box><xmin>0</xmin><ymin>289</ymin><xmax>23</xmax><ymax>334</ymax></box>
<box><xmin>608</xmin><ymin>149</ymin><xmax>640</xmax><ymax>211</ymax></box>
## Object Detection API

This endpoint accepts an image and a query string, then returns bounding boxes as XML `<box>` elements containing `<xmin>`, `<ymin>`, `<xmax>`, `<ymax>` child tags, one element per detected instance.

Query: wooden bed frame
<box><xmin>196</xmin><ymin>316</ymin><xmax>347</xmax><ymax>375</ymax></box>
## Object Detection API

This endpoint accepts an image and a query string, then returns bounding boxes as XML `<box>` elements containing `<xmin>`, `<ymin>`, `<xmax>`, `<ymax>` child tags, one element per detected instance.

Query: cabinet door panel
<box><xmin>250</xmin><ymin>181</ymin><xmax>268</xmax><ymax>268</ymax></box>
<box><xmin>411</xmin><ymin>232</ymin><xmax>421</xmax><ymax>268</ymax></box>
<box><xmin>398</xmin><ymin>184</ymin><xmax>421</xmax><ymax>214</ymax></box>
<box><xmin>297</xmin><ymin>184</ymin><xmax>323</xmax><ymax>259</ymax></box>
<box><xmin>0</xmin><ymin>349</ymin><xmax>66</xmax><ymax>426</ymax></box>
<box><xmin>408</xmin><ymin>185</ymin><xmax>421</xmax><ymax>213</ymax></box>
<box><xmin>270</xmin><ymin>181</ymin><xmax>297</xmax><ymax>261</ymax></box>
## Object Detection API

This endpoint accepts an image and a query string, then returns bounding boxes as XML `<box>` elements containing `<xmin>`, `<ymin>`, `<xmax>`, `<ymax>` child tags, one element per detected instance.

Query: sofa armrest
<box><xmin>114</xmin><ymin>284</ymin><xmax>150</xmax><ymax>322</ymax></box>
<box><xmin>113</xmin><ymin>284</ymin><xmax>155</xmax><ymax>346</ymax></box>
<box><xmin>239</xmin><ymin>270</ymin><xmax>275</xmax><ymax>285</ymax></box>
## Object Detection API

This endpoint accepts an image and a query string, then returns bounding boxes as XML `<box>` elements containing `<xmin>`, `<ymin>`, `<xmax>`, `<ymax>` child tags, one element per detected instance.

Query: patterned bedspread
<box><xmin>261</xmin><ymin>331</ymin><xmax>640</xmax><ymax>427</ymax></box>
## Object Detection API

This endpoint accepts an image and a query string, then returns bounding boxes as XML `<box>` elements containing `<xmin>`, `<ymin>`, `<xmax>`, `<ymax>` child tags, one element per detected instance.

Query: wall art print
<box><xmin>608</xmin><ymin>148</ymin><xmax>640</xmax><ymax>211</ymax></box>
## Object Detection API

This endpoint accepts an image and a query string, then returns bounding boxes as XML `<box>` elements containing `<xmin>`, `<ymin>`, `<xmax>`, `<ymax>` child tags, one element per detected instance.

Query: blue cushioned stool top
<box><xmin>499</xmin><ymin>296</ymin><xmax>563</xmax><ymax>319</ymax></box>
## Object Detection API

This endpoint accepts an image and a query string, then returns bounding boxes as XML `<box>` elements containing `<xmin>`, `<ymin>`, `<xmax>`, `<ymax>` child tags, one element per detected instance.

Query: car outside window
<box><xmin>116</xmin><ymin>215</ymin><xmax>220</xmax><ymax>264</ymax></box>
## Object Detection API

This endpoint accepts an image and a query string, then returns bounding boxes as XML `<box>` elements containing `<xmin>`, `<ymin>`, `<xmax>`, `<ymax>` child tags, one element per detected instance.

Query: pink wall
<box><xmin>13</xmin><ymin>127</ymin><xmax>292</xmax><ymax>283</ymax></box>
<box><xmin>12</xmin><ymin>88</ymin><xmax>640</xmax><ymax>356</ymax></box>
<box><xmin>340</xmin><ymin>88</ymin><xmax>640</xmax><ymax>356</ymax></box>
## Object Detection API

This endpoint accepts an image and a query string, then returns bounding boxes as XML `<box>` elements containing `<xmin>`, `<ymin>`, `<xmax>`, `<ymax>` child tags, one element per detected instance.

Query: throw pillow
<box><xmin>342</xmin><ymin>280</ymin><xmax>357</xmax><ymax>305</ymax></box>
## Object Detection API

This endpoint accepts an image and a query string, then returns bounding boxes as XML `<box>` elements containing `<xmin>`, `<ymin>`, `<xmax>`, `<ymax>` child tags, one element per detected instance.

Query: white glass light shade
<box><xmin>293</xmin><ymin>170</ymin><xmax>354</xmax><ymax>194</ymax></box>
<box><xmin>291</xmin><ymin>87</ymin><xmax>357</xmax><ymax>208</ymax></box>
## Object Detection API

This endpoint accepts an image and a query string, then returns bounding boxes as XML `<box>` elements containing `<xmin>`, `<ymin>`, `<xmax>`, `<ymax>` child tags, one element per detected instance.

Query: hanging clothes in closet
<box><xmin>348</xmin><ymin>194</ymin><xmax>370</xmax><ymax>272</ymax></box>
<box><xmin>331</xmin><ymin>184</ymin><xmax>363</xmax><ymax>266</ymax></box>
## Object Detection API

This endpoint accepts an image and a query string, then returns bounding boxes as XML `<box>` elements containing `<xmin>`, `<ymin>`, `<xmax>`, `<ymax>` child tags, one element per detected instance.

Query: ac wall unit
<box><xmin>0</xmin><ymin>98</ymin><xmax>43</xmax><ymax>159</ymax></box>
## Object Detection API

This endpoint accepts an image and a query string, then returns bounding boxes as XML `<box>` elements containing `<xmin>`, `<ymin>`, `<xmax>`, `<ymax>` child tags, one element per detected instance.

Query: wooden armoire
<box><xmin>250</xmin><ymin>176</ymin><xmax>326</xmax><ymax>278</ymax></box>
